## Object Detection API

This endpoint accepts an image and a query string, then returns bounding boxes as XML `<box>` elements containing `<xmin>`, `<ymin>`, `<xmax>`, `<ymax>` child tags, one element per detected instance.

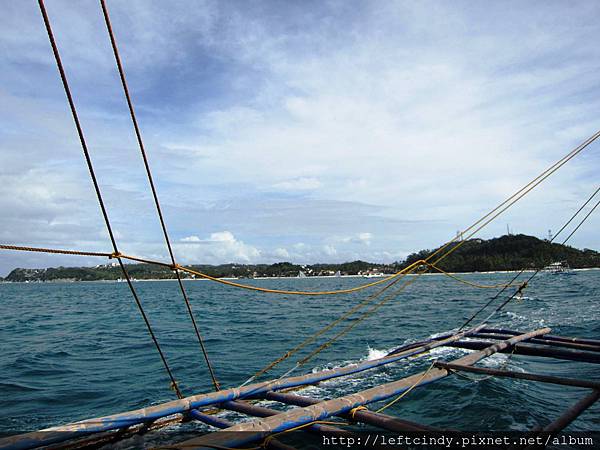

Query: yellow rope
<box><xmin>0</xmin><ymin>244</ymin><xmax>517</xmax><ymax>294</ymax></box>
<box><xmin>0</xmin><ymin>127</ymin><xmax>592</xmax><ymax>299</ymax></box>
<box><xmin>153</xmin><ymin>419</ymin><xmax>353</xmax><ymax>449</ymax></box>
<box><xmin>175</xmin><ymin>263</ymin><xmax>407</xmax><ymax>296</ymax></box>
<box><xmin>286</xmin><ymin>191</ymin><xmax>540</xmax><ymax>372</ymax></box>
<box><xmin>425</xmin><ymin>262</ymin><xmax>520</xmax><ymax>289</ymax></box>
<box><xmin>296</xmin><ymin>267</ymin><xmax>427</xmax><ymax>366</ymax></box>
<box><xmin>0</xmin><ymin>133</ymin><xmax>589</xmax><ymax>386</ymax></box>
<box><xmin>0</xmin><ymin>244</ymin><xmax>111</xmax><ymax>257</ymax></box>
<box><xmin>172</xmin><ymin>361</ymin><xmax>436</xmax><ymax>450</ymax></box>
<box><xmin>0</xmin><ymin>243</ymin><xmax>431</xmax><ymax>296</ymax></box>
<box><xmin>375</xmin><ymin>361</ymin><xmax>437</xmax><ymax>413</ymax></box>
<box><xmin>176</xmin><ymin>261</ymin><xmax>519</xmax><ymax>294</ymax></box>
<box><xmin>0</xmin><ymin>243</ymin><xmax>516</xmax><ymax>385</ymax></box>
<box><xmin>261</xmin><ymin>420</ymin><xmax>351</xmax><ymax>448</ymax></box>
<box><xmin>349</xmin><ymin>405</ymin><xmax>368</xmax><ymax>419</ymax></box>
<box><xmin>299</xmin><ymin>144</ymin><xmax>588</xmax><ymax>365</ymax></box>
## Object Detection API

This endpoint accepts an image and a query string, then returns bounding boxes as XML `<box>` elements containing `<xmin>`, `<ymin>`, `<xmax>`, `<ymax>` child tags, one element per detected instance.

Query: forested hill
<box><xmin>2</xmin><ymin>234</ymin><xmax>599</xmax><ymax>282</ymax></box>
<box><xmin>404</xmin><ymin>234</ymin><xmax>600</xmax><ymax>272</ymax></box>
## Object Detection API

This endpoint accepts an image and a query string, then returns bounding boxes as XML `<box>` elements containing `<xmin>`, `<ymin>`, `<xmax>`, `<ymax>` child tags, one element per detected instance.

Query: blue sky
<box><xmin>1</xmin><ymin>0</ymin><xmax>599</xmax><ymax>275</ymax></box>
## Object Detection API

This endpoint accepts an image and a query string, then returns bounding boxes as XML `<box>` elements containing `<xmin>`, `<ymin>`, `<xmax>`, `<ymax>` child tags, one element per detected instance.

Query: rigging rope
<box><xmin>481</xmin><ymin>194</ymin><xmax>600</xmax><ymax>324</ymax></box>
<box><xmin>177</xmin><ymin>264</ymin><xmax>407</xmax><ymax>295</ymax></box>
<box><xmin>424</xmin><ymin>262</ymin><xmax>521</xmax><ymax>289</ymax></box>
<box><xmin>37</xmin><ymin>0</ymin><xmax>183</xmax><ymax>399</ymax></box>
<box><xmin>163</xmin><ymin>126</ymin><xmax>600</xmax><ymax>298</ymax></box>
<box><xmin>0</xmin><ymin>245</ymin><xmax>111</xmax><ymax>258</ymax></box>
<box><xmin>3</xmin><ymin>131</ymin><xmax>595</xmax><ymax>388</ymax></box>
<box><xmin>237</xmin><ymin>260</ymin><xmax>423</xmax><ymax>388</ymax></box>
<box><xmin>458</xmin><ymin>185</ymin><xmax>600</xmax><ymax>331</ymax></box>
<box><xmin>241</xmin><ymin>134</ymin><xmax>600</xmax><ymax>382</ymax></box>
<box><xmin>375</xmin><ymin>361</ymin><xmax>437</xmax><ymax>413</ymax></box>
<box><xmin>139</xmin><ymin>125</ymin><xmax>600</xmax><ymax>299</ymax></box>
<box><xmin>7</xmin><ymin>2</ymin><xmax>600</xmax><ymax>395</ymax></box>
<box><xmin>99</xmin><ymin>0</ymin><xmax>220</xmax><ymax>392</ymax></box>
<box><xmin>0</xmin><ymin>247</ymin><xmax>516</xmax><ymax>290</ymax></box>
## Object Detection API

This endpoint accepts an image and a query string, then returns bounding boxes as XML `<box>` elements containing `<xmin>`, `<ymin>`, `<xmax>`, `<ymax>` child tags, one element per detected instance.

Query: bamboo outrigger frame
<box><xmin>2</xmin><ymin>325</ymin><xmax>599</xmax><ymax>450</ymax></box>
<box><xmin>2</xmin><ymin>3</ymin><xmax>599</xmax><ymax>449</ymax></box>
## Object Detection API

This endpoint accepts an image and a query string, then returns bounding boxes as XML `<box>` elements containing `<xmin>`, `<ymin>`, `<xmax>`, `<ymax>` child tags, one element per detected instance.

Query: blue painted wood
<box><xmin>0</xmin><ymin>325</ymin><xmax>483</xmax><ymax>450</ymax></box>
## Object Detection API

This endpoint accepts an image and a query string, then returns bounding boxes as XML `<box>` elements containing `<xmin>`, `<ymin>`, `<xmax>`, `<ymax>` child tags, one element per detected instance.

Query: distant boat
<box><xmin>543</xmin><ymin>261</ymin><xmax>572</xmax><ymax>274</ymax></box>
<box><xmin>334</xmin><ymin>271</ymin><xmax>341</xmax><ymax>278</ymax></box>
<box><xmin>298</xmin><ymin>271</ymin><xmax>307</xmax><ymax>278</ymax></box>
<box><xmin>363</xmin><ymin>273</ymin><xmax>385</xmax><ymax>278</ymax></box>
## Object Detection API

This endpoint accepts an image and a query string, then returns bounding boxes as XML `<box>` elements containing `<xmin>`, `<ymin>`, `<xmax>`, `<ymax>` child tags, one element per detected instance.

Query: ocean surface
<box><xmin>1</xmin><ymin>270</ymin><xmax>599</xmax><ymax>448</ymax></box>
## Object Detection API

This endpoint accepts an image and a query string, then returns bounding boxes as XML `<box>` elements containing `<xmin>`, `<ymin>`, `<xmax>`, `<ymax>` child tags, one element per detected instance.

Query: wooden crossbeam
<box><xmin>436</xmin><ymin>362</ymin><xmax>600</xmax><ymax>389</ymax></box>
<box><xmin>173</xmin><ymin>328</ymin><xmax>551</xmax><ymax>449</ymax></box>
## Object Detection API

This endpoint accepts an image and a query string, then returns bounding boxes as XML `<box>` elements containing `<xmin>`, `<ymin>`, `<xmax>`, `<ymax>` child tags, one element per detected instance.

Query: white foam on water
<box><xmin>479</xmin><ymin>352</ymin><xmax>514</xmax><ymax>368</ymax></box>
<box><xmin>366</xmin><ymin>346</ymin><xmax>388</xmax><ymax>360</ymax></box>
<box><xmin>428</xmin><ymin>345</ymin><xmax>468</xmax><ymax>358</ymax></box>
<box><xmin>506</xmin><ymin>311</ymin><xmax>527</xmax><ymax>320</ymax></box>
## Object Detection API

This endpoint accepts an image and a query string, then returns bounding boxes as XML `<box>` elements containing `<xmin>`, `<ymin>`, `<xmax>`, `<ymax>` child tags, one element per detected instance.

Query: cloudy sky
<box><xmin>1</xmin><ymin>0</ymin><xmax>599</xmax><ymax>276</ymax></box>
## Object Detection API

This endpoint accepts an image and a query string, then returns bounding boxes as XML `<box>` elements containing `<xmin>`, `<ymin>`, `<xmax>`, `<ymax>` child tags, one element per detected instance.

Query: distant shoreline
<box><xmin>4</xmin><ymin>235</ymin><xmax>600</xmax><ymax>283</ymax></box>
<box><xmin>2</xmin><ymin>267</ymin><xmax>598</xmax><ymax>284</ymax></box>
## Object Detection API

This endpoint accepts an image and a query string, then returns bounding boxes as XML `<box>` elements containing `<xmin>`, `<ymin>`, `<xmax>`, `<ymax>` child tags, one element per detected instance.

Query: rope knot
<box><xmin>349</xmin><ymin>405</ymin><xmax>368</xmax><ymax>420</ymax></box>
<box><xmin>262</xmin><ymin>435</ymin><xmax>274</xmax><ymax>448</ymax></box>
<box><xmin>110</xmin><ymin>251</ymin><xmax>122</xmax><ymax>259</ymax></box>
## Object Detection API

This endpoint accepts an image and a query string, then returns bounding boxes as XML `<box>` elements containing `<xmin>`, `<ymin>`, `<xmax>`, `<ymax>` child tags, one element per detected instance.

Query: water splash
<box><xmin>366</xmin><ymin>346</ymin><xmax>388</xmax><ymax>360</ymax></box>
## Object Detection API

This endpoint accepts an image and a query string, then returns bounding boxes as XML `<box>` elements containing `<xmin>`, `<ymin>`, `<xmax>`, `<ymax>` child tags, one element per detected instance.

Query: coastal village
<box><xmin>3</xmin><ymin>234</ymin><xmax>599</xmax><ymax>283</ymax></box>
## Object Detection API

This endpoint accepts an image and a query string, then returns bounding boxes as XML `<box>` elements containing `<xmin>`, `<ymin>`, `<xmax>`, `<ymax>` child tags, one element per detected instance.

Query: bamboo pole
<box><xmin>542</xmin><ymin>390</ymin><xmax>600</xmax><ymax>434</ymax></box>
<box><xmin>482</xmin><ymin>328</ymin><xmax>600</xmax><ymax>346</ymax></box>
<box><xmin>0</xmin><ymin>326</ymin><xmax>483</xmax><ymax>450</ymax></box>
<box><xmin>188</xmin><ymin>409</ymin><xmax>296</xmax><ymax>450</ymax></box>
<box><xmin>435</xmin><ymin>362</ymin><xmax>600</xmax><ymax>389</ymax></box>
<box><xmin>222</xmin><ymin>401</ymin><xmax>357</xmax><ymax>437</ymax></box>
<box><xmin>522</xmin><ymin>390</ymin><xmax>600</xmax><ymax>450</ymax></box>
<box><xmin>188</xmin><ymin>409</ymin><xmax>232</xmax><ymax>429</ymax></box>
<box><xmin>264</xmin><ymin>391</ymin><xmax>441</xmax><ymax>432</ymax></box>
<box><xmin>173</xmin><ymin>328</ymin><xmax>551</xmax><ymax>449</ymax></box>
<box><xmin>471</xmin><ymin>333</ymin><xmax>600</xmax><ymax>353</ymax></box>
<box><xmin>447</xmin><ymin>340</ymin><xmax>600</xmax><ymax>364</ymax></box>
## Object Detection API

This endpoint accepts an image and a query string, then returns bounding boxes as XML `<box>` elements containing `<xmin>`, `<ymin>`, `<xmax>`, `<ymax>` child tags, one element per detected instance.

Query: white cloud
<box><xmin>358</xmin><ymin>232</ymin><xmax>372</xmax><ymax>245</ymax></box>
<box><xmin>161</xmin><ymin>2</ymin><xmax>599</xmax><ymax>242</ymax></box>
<box><xmin>175</xmin><ymin>231</ymin><xmax>260</xmax><ymax>263</ymax></box>
<box><xmin>323</xmin><ymin>244</ymin><xmax>337</xmax><ymax>256</ymax></box>
<box><xmin>273</xmin><ymin>247</ymin><xmax>290</xmax><ymax>259</ymax></box>
<box><xmin>331</xmin><ymin>232</ymin><xmax>373</xmax><ymax>245</ymax></box>
<box><xmin>208</xmin><ymin>231</ymin><xmax>236</xmax><ymax>242</ymax></box>
<box><xmin>181</xmin><ymin>235</ymin><xmax>201</xmax><ymax>242</ymax></box>
<box><xmin>272</xmin><ymin>177</ymin><xmax>322</xmax><ymax>191</ymax></box>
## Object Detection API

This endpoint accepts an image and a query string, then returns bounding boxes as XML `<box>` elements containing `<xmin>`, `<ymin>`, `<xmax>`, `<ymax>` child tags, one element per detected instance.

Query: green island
<box><xmin>2</xmin><ymin>234</ymin><xmax>599</xmax><ymax>282</ymax></box>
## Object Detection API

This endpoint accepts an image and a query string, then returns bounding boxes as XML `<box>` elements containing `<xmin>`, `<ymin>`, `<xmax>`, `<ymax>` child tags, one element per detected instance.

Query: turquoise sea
<box><xmin>1</xmin><ymin>270</ymin><xmax>599</xmax><ymax>447</ymax></box>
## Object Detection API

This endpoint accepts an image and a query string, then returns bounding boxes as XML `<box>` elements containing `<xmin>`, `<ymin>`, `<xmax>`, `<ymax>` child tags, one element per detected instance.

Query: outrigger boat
<box><xmin>2</xmin><ymin>326</ymin><xmax>600</xmax><ymax>450</ymax></box>
<box><xmin>2</xmin><ymin>2</ymin><xmax>599</xmax><ymax>449</ymax></box>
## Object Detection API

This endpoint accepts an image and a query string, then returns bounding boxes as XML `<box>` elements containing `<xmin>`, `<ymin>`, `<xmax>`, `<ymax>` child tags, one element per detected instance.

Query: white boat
<box><xmin>297</xmin><ymin>271</ymin><xmax>307</xmax><ymax>278</ymax></box>
<box><xmin>543</xmin><ymin>261</ymin><xmax>572</xmax><ymax>273</ymax></box>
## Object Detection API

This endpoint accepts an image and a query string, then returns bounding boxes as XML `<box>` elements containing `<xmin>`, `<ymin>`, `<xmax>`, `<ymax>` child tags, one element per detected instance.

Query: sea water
<box><xmin>1</xmin><ymin>270</ymin><xmax>599</xmax><ymax>446</ymax></box>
